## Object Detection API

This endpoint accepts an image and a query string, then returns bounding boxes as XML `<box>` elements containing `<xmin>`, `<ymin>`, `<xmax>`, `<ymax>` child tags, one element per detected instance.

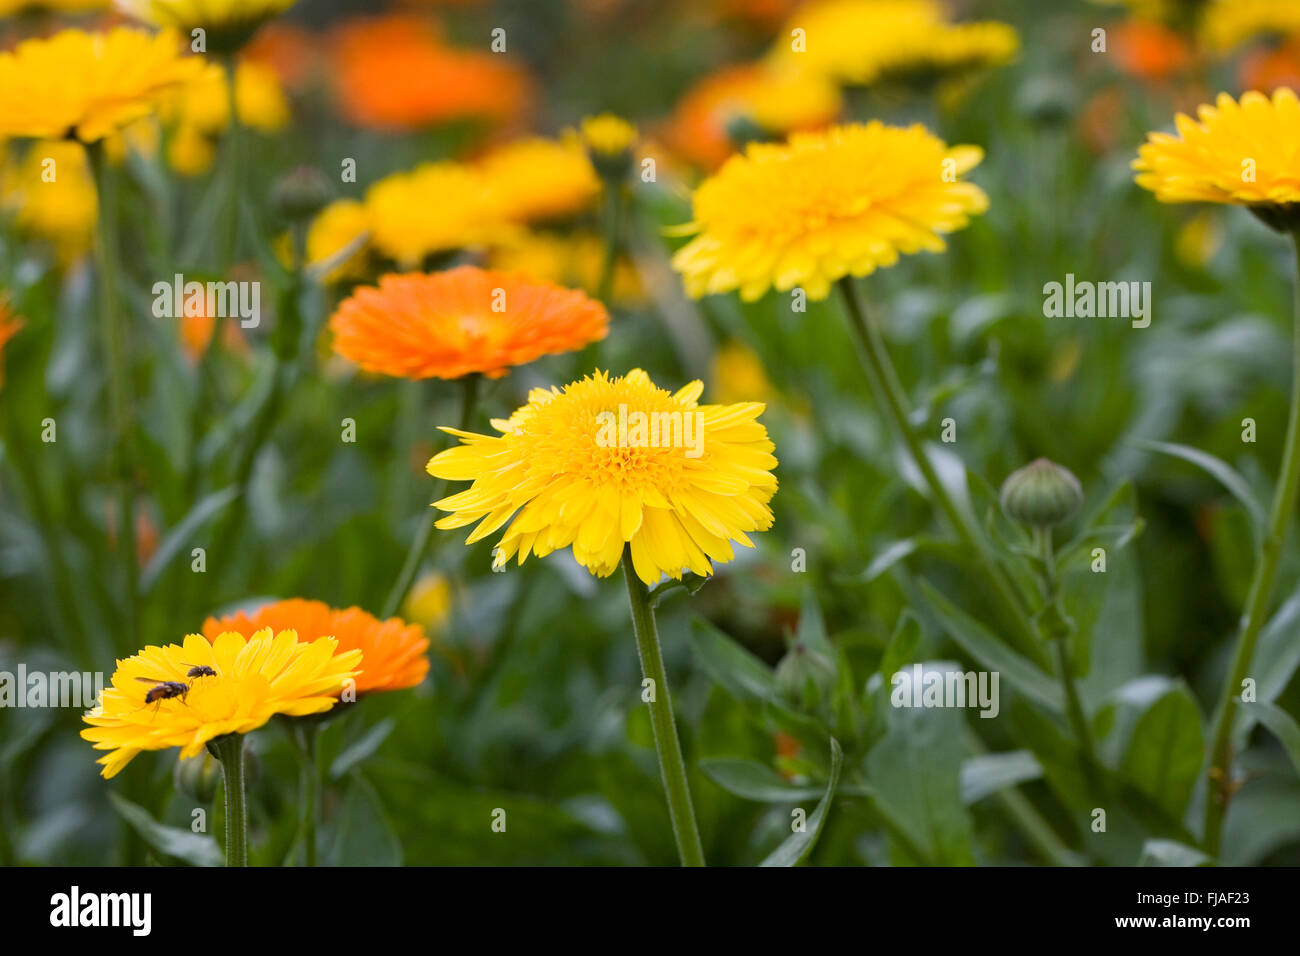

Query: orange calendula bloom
<box><xmin>81</xmin><ymin>629</ymin><xmax>362</xmax><ymax>778</ymax></box>
<box><xmin>330</xmin><ymin>14</ymin><xmax>531</xmax><ymax>131</ymax></box>
<box><xmin>328</xmin><ymin>266</ymin><xmax>609</xmax><ymax>381</ymax></box>
<box><xmin>204</xmin><ymin>598</ymin><xmax>430</xmax><ymax>695</ymax></box>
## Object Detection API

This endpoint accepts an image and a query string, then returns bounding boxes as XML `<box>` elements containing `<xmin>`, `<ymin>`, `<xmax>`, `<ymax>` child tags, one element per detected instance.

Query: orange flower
<box><xmin>329</xmin><ymin>14</ymin><xmax>531</xmax><ymax>131</ymax></box>
<box><xmin>203</xmin><ymin>598</ymin><xmax>429</xmax><ymax>695</ymax></box>
<box><xmin>244</xmin><ymin>22</ymin><xmax>318</xmax><ymax>91</ymax></box>
<box><xmin>328</xmin><ymin>265</ymin><xmax>609</xmax><ymax>380</ymax></box>
<box><xmin>0</xmin><ymin>298</ymin><xmax>24</xmax><ymax>388</ymax></box>
<box><xmin>1240</xmin><ymin>37</ymin><xmax>1300</xmax><ymax>93</ymax></box>
<box><xmin>1112</xmin><ymin>19</ymin><xmax>1193</xmax><ymax>82</ymax></box>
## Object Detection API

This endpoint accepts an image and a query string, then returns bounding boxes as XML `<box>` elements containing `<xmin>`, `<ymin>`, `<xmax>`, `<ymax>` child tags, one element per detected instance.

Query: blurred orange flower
<box><xmin>204</xmin><ymin>598</ymin><xmax>430</xmax><ymax>695</ymax></box>
<box><xmin>1113</xmin><ymin>19</ymin><xmax>1193</xmax><ymax>82</ymax></box>
<box><xmin>0</xmin><ymin>298</ymin><xmax>24</xmax><ymax>388</ymax></box>
<box><xmin>1240</xmin><ymin>37</ymin><xmax>1300</xmax><ymax>92</ymax></box>
<box><xmin>330</xmin><ymin>14</ymin><xmax>531</xmax><ymax>131</ymax></box>
<box><xmin>328</xmin><ymin>265</ymin><xmax>608</xmax><ymax>380</ymax></box>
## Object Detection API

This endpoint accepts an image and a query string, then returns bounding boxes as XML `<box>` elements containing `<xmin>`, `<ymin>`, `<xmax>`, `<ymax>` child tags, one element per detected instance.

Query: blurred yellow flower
<box><xmin>304</xmin><ymin>199</ymin><xmax>371</xmax><ymax>282</ymax></box>
<box><xmin>115</xmin><ymin>0</ymin><xmax>297</xmax><ymax>52</ymax></box>
<box><xmin>427</xmin><ymin>368</ymin><xmax>778</xmax><ymax>585</ymax></box>
<box><xmin>771</xmin><ymin>0</ymin><xmax>1018</xmax><ymax>87</ymax></box>
<box><xmin>711</xmin><ymin>341</ymin><xmax>774</xmax><ymax>405</ymax></box>
<box><xmin>489</xmin><ymin>231</ymin><xmax>642</xmax><ymax>303</ymax></box>
<box><xmin>365</xmin><ymin>162</ymin><xmax>514</xmax><ymax>266</ymax></box>
<box><xmin>162</xmin><ymin>60</ymin><xmax>290</xmax><ymax>176</ymax></box>
<box><xmin>404</xmin><ymin>571</ymin><xmax>453</xmax><ymax>634</ymax></box>
<box><xmin>1134</xmin><ymin>88</ymin><xmax>1300</xmax><ymax>223</ymax></box>
<box><xmin>3</xmin><ymin>141</ymin><xmax>98</xmax><ymax>260</ymax></box>
<box><xmin>667</xmin><ymin>62</ymin><xmax>843</xmax><ymax>169</ymax></box>
<box><xmin>0</xmin><ymin>28</ymin><xmax>210</xmax><ymax>143</ymax></box>
<box><xmin>1202</xmin><ymin>0</ymin><xmax>1300</xmax><ymax>52</ymax></box>
<box><xmin>479</xmin><ymin>137</ymin><xmax>602</xmax><ymax>223</ymax></box>
<box><xmin>580</xmin><ymin>113</ymin><xmax>638</xmax><ymax>157</ymax></box>
<box><xmin>672</xmin><ymin>122</ymin><xmax>988</xmax><ymax>301</ymax></box>
<box><xmin>0</xmin><ymin>0</ymin><xmax>106</xmax><ymax>11</ymax></box>
<box><xmin>80</xmin><ymin>629</ymin><xmax>361</xmax><ymax>779</ymax></box>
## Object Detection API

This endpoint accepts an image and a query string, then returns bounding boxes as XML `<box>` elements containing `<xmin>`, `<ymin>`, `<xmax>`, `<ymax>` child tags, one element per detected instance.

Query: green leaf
<box><xmin>1112</xmin><ymin>679</ymin><xmax>1204</xmax><ymax>818</ymax></box>
<box><xmin>1245</xmin><ymin>701</ymin><xmax>1300</xmax><ymax>777</ymax></box>
<box><xmin>959</xmin><ymin>751</ymin><xmax>1043</xmax><ymax>805</ymax></box>
<box><xmin>1138</xmin><ymin>839</ymin><xmax>1211</xmax><ymax>867</ymax></box>
<box><xmin>108</xmin><ymin>793</ymin><xmax>222</xmax><ymax>867</ymax></box>
<box><xmin>329</xmin><ymin>717</ymin><xmax>396</xmax><ymax>780</ymax></box>
<box><xmin>690</xmin><ymin>617</ymin><xmax>776</xmax><ymax>705</ymax></box>
<box><xmin>866</xmin><ymin>669</ymin><xmax>975</xmax><ymax>865</ymax></box>
<box><xmin>139</xmin><ymin>485</ymin><xmax>241</xmax><ymax>594</ymax></box>
<box><xmin>700</xmin><ymin>758</ymin><xmax>825</xmax><ymax>802</ymax></box>
<box><xmin>327</xmin><ymin>775</ymin><xmax>403</xmax><ymax>866</ymax></box>
<box><xmin>758</xmin><ymin>737</ymin><xmax>842</xmax><ymax>866</ymax></box>
<box><xmin>878</xmin><ymin>610</ymin><xmax>921</xmax><ymax>681</ymax></box>
<box><xmin>1233</xmin><ymin>590</ymin><xmax>1300</xmax><ymax>742</ymax></box>
<box><xmin>915</xmin><ymin>580</ymin><xmax>1062</xmax><ymax>712</ymax></box>
<box><xmin>1131</xmin><ymin>438</ymin><xmax>1265</xmax><ymax>538</ymax></box>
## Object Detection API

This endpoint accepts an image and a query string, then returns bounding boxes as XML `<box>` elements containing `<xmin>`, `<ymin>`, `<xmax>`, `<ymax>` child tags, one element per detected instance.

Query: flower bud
<box><xmin>173</xmin><ymin>752</ymin><xmax>221</xmax><ymax>803</ymax></box>
<box><xmin>271</xmin><ymin>166</ymin><xmax>332</xmax><ymax>223</ymax></box>
<box><xmin>774</xmin><ymin>640</ymin><xmax>837</xmax><ymax>712</ymax></box>
<box><xmin>999</xmin><ymin>458</ymin><xmax>1083</xmax><ymax>527</ymax></box>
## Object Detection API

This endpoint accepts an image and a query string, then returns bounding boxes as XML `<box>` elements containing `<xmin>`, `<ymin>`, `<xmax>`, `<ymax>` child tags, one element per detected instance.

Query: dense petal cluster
<box><xmin>427</xmin><ymin>369</ymin><xmax>778</xmax><ymax>585</ymax></box>
<box><xmin>204</xmin><ymin>599</ymin><xmax>429</xmax><ymax>694</ymax></box>
<box><xmin>0</xmin><ymin>28</ymin><xmax>211</xmax><ymax>142</ymax></box>
<box><xmin>81</xmin><ymin>629</ymin><xmax>362</xmax><ymax>778</ymax></box>
<box><xmin>672</xmin><ymin>122</ymin><xmax>988</xmax><ymax>301</ymax></box>
<box><xmin>1133</xmin><ymin>88</ymin><xmax>1300</xmax><ymax>215</ymax></box>
<box><xmin>329</xmin><ymin>266</ymin><xmax>609</xmax><ymax>380</ymax></box>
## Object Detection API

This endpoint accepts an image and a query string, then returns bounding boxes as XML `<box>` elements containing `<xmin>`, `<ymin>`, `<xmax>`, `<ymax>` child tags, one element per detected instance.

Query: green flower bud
<box><xmin>1000</xmin><ymin>458</ymin><xmax>1083</xmax><ymax>527</ymax></box>
<box><xmin>774</xmin><ymin>640</ymin><xmax>837</xmax><ymax>712</ymax></box>
<box><xmin>173</xmin><ymin>751</ymin><xmax>221</xmax><ymax>803</ymax></box>
<box><xmin>271</xmin><ymin>166</ymin><xmax>332</xmax><ymax>223</ymax></box>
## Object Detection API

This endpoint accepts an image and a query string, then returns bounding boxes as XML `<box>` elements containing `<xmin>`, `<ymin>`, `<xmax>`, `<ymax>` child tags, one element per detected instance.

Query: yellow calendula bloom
<box><xmin>479</xmin><ymin>136</ymin><xmax>602</xmax><ymax>223</ymax></box>
<box><xmin>304</xmin><ymin>198</ymin><xmax>371</xmax><ymax>282</ymax></box>
<box><xmin>3</xmin><ymin>140</ymin><xmax>98</xmax><ymax>259</ymax></box>
<box><xmin>1201</xmin><ymin>0</ymin><xmax>1300</xmax><ymax>52</ymax></box>
<box><xmin>162</xmin><ymin>61</ymin><xmax>290</xmax><ymax>176</ymax></box>
<box><xmin>1133</xmin><ymin>88</ymin><xmax>1300</xmax><ymax>227</ymax></box>
<box><xmin>427</xmin><ymin>368</ymin><xmax>778</xmax><ymax>586</ymax></box>
<box><xmin>115</xmin><ymin>0</ymin><xmax>297</xmax><ymax>52</ymax></box>
<box><xmin>771</xmin><ymin>0</ymin><xmax>1018</xmax><ymax>87</ymax></box>
<box><xmin>711</xmin><ymin>341</ymin><xmax>775</xmax><ymax>406</ymax></box>
<box><xmin>365</xmin><ymin>162</ymin><xmax>515</xmax><ymax>267</ymax></box>
<box><xmin>0</xmin><ymin>28</ymin><xmax>211</xmax><ymax>143</ymax></box>
<box><xmin>489</xmin><ymin>231</ymin><xmax>642</xmax><ymax>303</ymax></box>
<box><xmin>672</xmin><ymin>122</ymin><xmax>988</xmax><ymax>301</ymax></box>
<box><xmin>81</xmin><ymin>629</ymin><xmax>362</xmax><ymax>779</ymax></box>
<box><xmin>580</xmin><ymin>113</ymin><xmax>638</xmax><ymax>157</ymax></box>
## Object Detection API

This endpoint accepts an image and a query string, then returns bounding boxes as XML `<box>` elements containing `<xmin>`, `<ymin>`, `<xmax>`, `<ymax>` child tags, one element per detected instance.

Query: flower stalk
<box><xmin>382</xmin><ymin>373</ymin><xmax>480</xmax><ymax>618</ymax></box>
<box><xmin>836</xmin><ymin>278</ymin><xmax>1046</xmax><ymax>668</ymax></box>
<box><xmin>621</xmin><ymin>550</ymin><xmax>706</xmax><ymax>867</ymax></box>
<box><xmin>292</xmin><ymin>723</ymin><xmax>321</xmax><ymax>867</ymax></box>
<box><xmin>1203</xmin><ymin>231</ymin><xmax>1300</xmax><ymax>856</ymax></box>
<box><xmin>210</xmin><ymin>734</ymin><xmax>248</xmax><ymax>867</ymax></box>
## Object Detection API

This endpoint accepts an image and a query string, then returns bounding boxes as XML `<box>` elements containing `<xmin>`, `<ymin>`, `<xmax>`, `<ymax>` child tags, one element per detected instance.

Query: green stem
<box><xmin>596</xmin><ymin>183</ymin><xmax>623</xmax><ymax>306</ymax></box>
<box><xmin>89</xmin><ymin>144</ymin><xmax>139</xmax><ymax>653</ymax></box>
<box><xmin>1035</xmin><ymin>526</ymin><xmax>1097</xmax><ymax>771</ymax></box>
<box><xmin>293</xmin><ymin>723</ymin><xmax>320</xmax><ymax>867</ymax></box>
<box><xmin>381</xmin><ymin>373</ymin><xmax>480</xmax><ymax>619</ymax></box>
<box><xmin>621</xmin><ymin>550</ymin><xmax>706</xmax><ymax>867</ymax></box>
<box><xmin>1203</xmin><ymin>232</ymin><xmax>1300</xmax><ymax>857</ymax></box>
<box><xmin>211</xmin><ymin>734</ymin><xmax>248</xmax><ymax>867</ymax></box>
<box><xmin>837</xmin><ymin>278</ymin><xmax>1046</xmax><ymax>667</ymax></box>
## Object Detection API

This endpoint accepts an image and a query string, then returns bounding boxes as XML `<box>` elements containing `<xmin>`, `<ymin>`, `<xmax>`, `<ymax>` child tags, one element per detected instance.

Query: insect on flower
<box><xmin>135</xmin><ymin>678</ymin><xmax>190</xmax><ymax>712</ymax></box>
<box><xmin>182</xmin><ymin>663</ymin><xmax>218</xmax><ymax>680</ymax></box>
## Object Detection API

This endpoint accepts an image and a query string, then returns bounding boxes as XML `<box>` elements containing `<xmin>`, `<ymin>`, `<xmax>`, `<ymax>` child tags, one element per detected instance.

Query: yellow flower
<box><xmin>365</xmin><ymin>162</ymin><xmax>515</xmax><ymax>267</ymax></box>
<box><xmin>711</xmin><ymin>341</ymin><xmax>774</xmax><ymax>406</ymax></box>
<box><xmin>580</xmin><ymin>113</ymin><xmax>638</xmax><ymax>157</ymax></box>
<box><xmin>427</xmin><ymin>368</ymin><xmax>778</xmax><ymax>585</ymax></box>
<box><xmin>0</xmin><ymin>0</ymin><xmax>106</xmax><ymax>11</ymax></box>
<box><xmin>1133</xmin><ymin>88</ymin><xmax>1300</xmax><ymax>225</ymax></box>
<box><xmin>115</xmin><ymin>0</ymin><xmax>297</xmax><ymax>52</ymax></box>
<box><xmin>770</xmin><ymin>0</ymin><xmax>1017</xmax><ymax>87</ymax></box>
<box><xmin>479</xmin><ymin>136</ymin><xmax>601</xmax><ymax>223</ymax></box>
<box><xmin>1201</xmin><ymin>0</ymin><xmax>1300</xmax><ymax>53</ymax></box>
<box><xmin>404</xmin><ymin>571</ymin><xmax>453</xmax><ymax>634</ymax></box>
<box><xmin>488</xmin><ymin>231</ymin><xmax>642</xmax><ymax>303</ymax></box>
<box><xmin>304</xmin><ymin>198</ymin><xmax>371</xmax><ymax>282</ymax></box>
<box><xmin>672</xmin><ymin>122</ymin><xmax>988</xmax><ymax>301</ymax></box>
<box><xmin>162</xmin><ymin>60</ymin><xmax>289</xmax><ymax>176</ymax></box>
<box><xmin>80</xmin><ymin>629</ymin><xmax>362</xmax><ymax>779</ymax></box>
<box><xmin>0</xmin><ymin>28</ymin><xmax>211</xmax><ymax>143</ymax></box>
<box><xmin>3</xmin><ymin>140</ymin><xmax>98</xmax><ymax>260</ymax></box>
